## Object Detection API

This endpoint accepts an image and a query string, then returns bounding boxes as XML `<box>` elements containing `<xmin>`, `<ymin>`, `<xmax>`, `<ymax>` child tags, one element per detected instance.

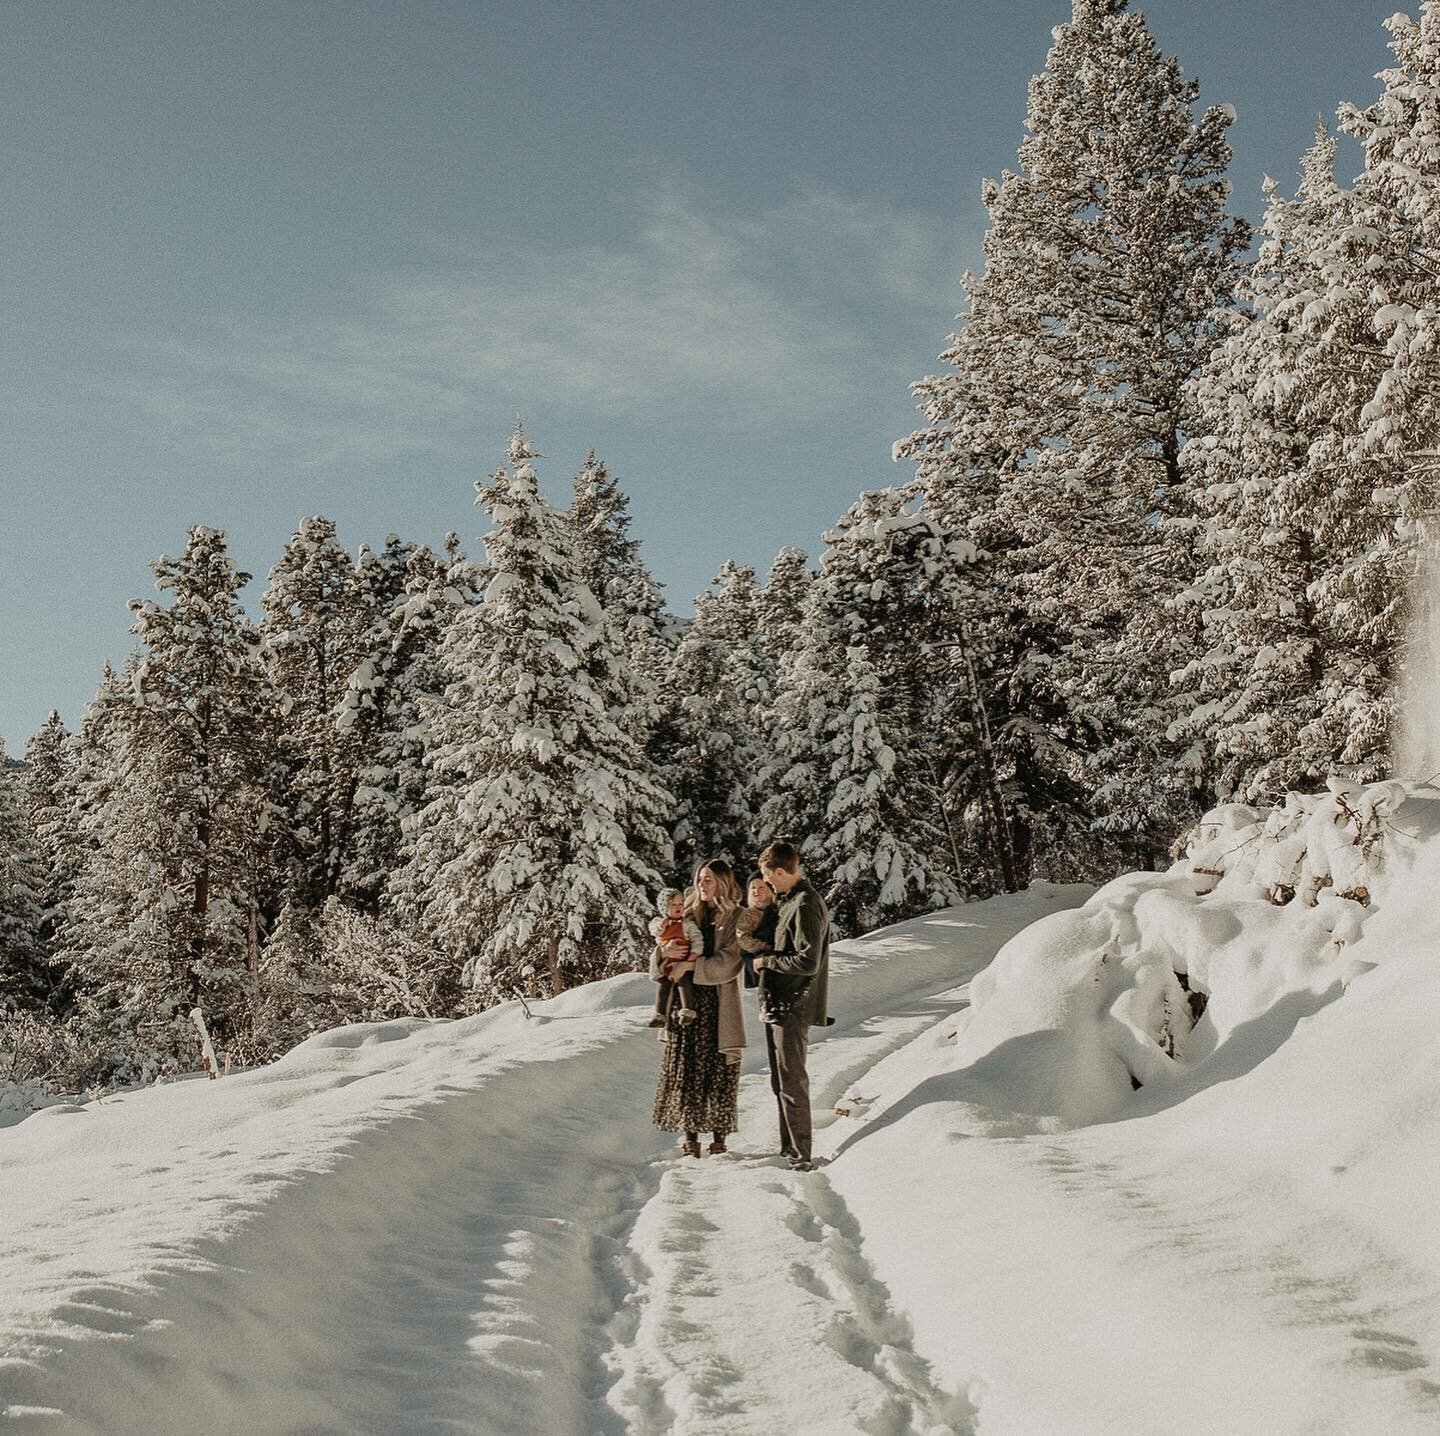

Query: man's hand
<box><xmin>751</xmin><ymin>956</ymin><xmax>766</xmax><ymax>971</ymax></box>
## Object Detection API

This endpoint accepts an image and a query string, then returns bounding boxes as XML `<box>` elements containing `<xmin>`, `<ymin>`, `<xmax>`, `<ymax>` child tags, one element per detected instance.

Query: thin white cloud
<box><xmin>125</xmin><ymin>188</ymin><xmax>970</xmax><ymax>464</ymax></box>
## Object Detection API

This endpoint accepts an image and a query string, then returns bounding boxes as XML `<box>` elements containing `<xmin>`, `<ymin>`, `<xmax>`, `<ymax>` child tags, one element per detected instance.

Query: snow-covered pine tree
<box><xmin>762</xmin><ymin>611</ymin><xmax>960</xmax><ymax>936</ymax></box>
<box><xmin>341</xmin><ymin>535</ymin><xmax>483</xmax><ymax>912</ymax></box>
<box><xmin>762</xmin><ymin>489</ymin><xmax>971</xmax><ymax>905</ymax></box>
<box><xmin>261</xmin><ymin>515</ymin><xmax>370</xmax><ymax>909</ymax></box>
<box><xmin>665</xmin><ymin>561</ymin><xmax>770</xmax><ymax>875</ymax></box>
<box><xmin>400</xmin><ymin>423</ymin><xmax>672</xmax><ymax>1003</ymax></box>
<box><xmin>132</xmin><ymin>528</ymin><xmax>282</xmax><ymax>1042</ymax></box>
<box><xmin>63</xmin><ymin>530</ymin><xmax>284</xmax><ymax>1076</ymax></box>
<box><xmin>899</xmin><ymin>0</ymin><xmax>1249</xmax><ymax>869</ymax></box>
<box><xmin>1177</xmin><ymin>128</ymin><xmax>1373</xmax><ymax>799</ymax></box>
<box><xmin>754</xmin><ymin>547</ymin><xmax>814</xmax><ymax>673</ymax></box>
<box><xmin>1335</xmin><ymin>4</ymin><xmax>1440</xmax><ymax>775</ymax></box>
<box><xmin>566</xmin><ymin>450</ymin><xmax>679</xmax><ymax>848</ymax></box>
<box><xmin>49</xmin><ymin>664</ymin><xmax>131</xmax><ymax>999</ymax></box>
<box><xmin>0</xmin><ymin>741</ymin><xmax>48</xmax><ymax>1011</ymax></box>
<box><xmin>822</xmin><ymin>642</ymin><xmax>961</xmax><ymax>935</ymax></box>
<box><xmin>755</xmin><ymin>618</ymin><xmax>835</xmax><ymax>864</ymax></box>
<box><xmin>568</xmin><ymin>450</ymin><xmax>669</xmax><ymax>662</ymax></box>
<box><xmin>1180</xmin><ymin>0</ymin><xmax>1440</xmax><ymax>802</ymax></box>
<box><xmin>20</xmin><ymin>711</ymin><xmax>75</xmax><ymax>978</ymax></box>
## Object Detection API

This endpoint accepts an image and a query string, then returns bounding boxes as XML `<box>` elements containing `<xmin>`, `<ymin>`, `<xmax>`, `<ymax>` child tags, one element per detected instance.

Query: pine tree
<box><xmin>341</xmin><ymin>535</ymin><xmax>483</xmax><ymax>910</ymax></box>
<box><xmin>64</xmin><ymin>529</ymin><xmax>284</xmax><ymax>1076</ymax></box>
<box><xmin>20</xmin><ymin>711</ymin><xmax>75</xmax><ymax>972</ymax></box>
<box><xmin>822</xmin><ymin>642</ymin><xmax>961</xmax><ymax>935</ymax></box>
<box><xmin>754</xmin><ymin>547</ymin><xmax>814</xmax><ymax>672</ymax></box>
<box><xmin>568</xmin><ymin>450</ymin><xmax>669</xmax><ymax>661</ymax></box>
<box><xmin>51</xmin><ymin>664</ymin><xmax>133</xmax><ymax>1005</ymax></box>
<box><xmin>0</xmin><ymin>742</ymin><xmax>47</xmax><ymax>1011</ymax></box>
<box><xmin>764</xmin><ymin>489</ymin><xmax>974</xmax><ymax>906</ymax></box>
<box><xmin>666</xmin><ymin>562</ymin><xmax>770</xmax><ymax>874</ymax></box>
<box><xmin>261</xmin><ymin>516</ymin><xmax>369</xmax><ymax>908</ymax></box>
<box><xmin>1177</xmin><ymin>129</ymin><xmax>1370</xmax><ymax>798</ymax></box>
<box><xmin>1336</xmin><ymin>4</ymin><xmax>1440</xmax><ymax>776</ymax></box>
<box><xmin>400</xmin><ymin>424</ymin><xmax>673</xmax><ymax>1003</ymax></box>
<box><xmin>1180</xmin><ymin>0</ymin><xmax>1440</xmax><ymax>800</ymax></box>
<box><xmin>567</xmin><ymin>450</ymin><xmax>678</xmax><ymax>839</ymax></box>
<box><xmin>899</xmin><ymin>0</ymin><xmax>1249</xmax><ymax>867</ymax></box>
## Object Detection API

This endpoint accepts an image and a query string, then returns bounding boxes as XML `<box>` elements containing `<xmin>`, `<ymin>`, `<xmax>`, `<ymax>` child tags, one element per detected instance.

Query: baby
<box><xmin>736</xmin><ymin>874</ymin><xmax>791</xmax><ymax>1024</ymax></box>
<box><xmin>648</xmin><ymin>887</ymin><xmax>703</xmax><ymax>1028</ymax></box>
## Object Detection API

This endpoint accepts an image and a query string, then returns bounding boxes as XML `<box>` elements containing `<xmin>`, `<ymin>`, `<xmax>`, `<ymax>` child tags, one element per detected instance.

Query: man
<box><xmin>755</xmin><ymin>839</ymin><xmax>832</xmax><ymax>1172</ymax></box>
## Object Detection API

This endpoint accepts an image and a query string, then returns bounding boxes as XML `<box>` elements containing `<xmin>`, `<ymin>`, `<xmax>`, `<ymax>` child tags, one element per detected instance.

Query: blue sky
<box><xmin>0</xmin><ymin>0</ymin><xmax>1407</xmax><ymax>749</ymax></box>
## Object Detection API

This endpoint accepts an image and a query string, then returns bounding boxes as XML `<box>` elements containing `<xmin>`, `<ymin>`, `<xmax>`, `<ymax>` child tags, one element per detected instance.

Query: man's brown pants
<box><xmin>765</xmin><ymin>1013</ymin><xmax>811</xmax><ymax>1162</ymax></box>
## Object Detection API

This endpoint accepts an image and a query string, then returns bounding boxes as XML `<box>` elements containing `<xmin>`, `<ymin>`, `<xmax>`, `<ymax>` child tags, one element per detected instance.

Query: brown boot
<box><xmin>680</xmin><ymin>1139</ymin><xmax>702</xmax><ymax>1158</ymax></box>
<box><xmin>707</xmin><ymin>1139</ymin><xmax>728</xmax><ymax>1155</ymax></box>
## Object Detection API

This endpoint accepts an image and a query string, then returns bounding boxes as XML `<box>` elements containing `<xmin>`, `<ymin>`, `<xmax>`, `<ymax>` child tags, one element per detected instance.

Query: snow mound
<box><xmin>0</xmin><ymin>1079</ymin><xmax>70</xmax><ymax>1126</ymax></box>
<box><xmin>952</xmin><ymin>779</ymin><xmax>1429</xmax><ymax>1124</ymax></box>
<box><xmin>291</xmin><ymin>1017</ymin><xmax>437</xmax><ymax>1051</ymax></box>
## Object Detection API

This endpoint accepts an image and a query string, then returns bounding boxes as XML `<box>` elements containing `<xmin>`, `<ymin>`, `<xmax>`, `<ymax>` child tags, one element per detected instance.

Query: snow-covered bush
<box><xmin>253</xmin><ymin>897</ymin><xmax>459</xmax><ymax>1058</ymax></box>
<box><xmin>0</xmin><ymin>1005</ymin><xmax>98</xmax><ymax>1110</ymax></box>
<box><xmin>951</xmin><ymin>780</ymin><xmax>1411</xmax><ymax>1125</ymax></box>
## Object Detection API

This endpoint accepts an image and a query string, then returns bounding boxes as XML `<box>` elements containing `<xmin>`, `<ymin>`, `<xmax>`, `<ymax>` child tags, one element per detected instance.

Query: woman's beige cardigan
<box><xmin>649</xmin><ymin>906</ymin><xmax>748</xmax><ymax>1064</ymax></box>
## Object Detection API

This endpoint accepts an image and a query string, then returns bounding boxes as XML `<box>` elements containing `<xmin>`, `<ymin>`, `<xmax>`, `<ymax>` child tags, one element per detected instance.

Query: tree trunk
<box><xmin>190</xmin><ymin>709</ymin><xmax>212</xmax><ymax>1008</ymax></box>
<box><xmin>960</xmin><ymin>650</ymin><xmax>1020</xmax><ymax>893</ymax></box>
<box><xmin>547</xmin><ymin>932</ymin><xmax>565</xmax><ymax>997</ymax></box>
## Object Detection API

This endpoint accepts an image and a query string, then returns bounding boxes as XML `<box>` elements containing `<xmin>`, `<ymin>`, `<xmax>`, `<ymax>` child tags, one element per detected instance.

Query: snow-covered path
<box><xmin>1</xmin><ymin>891</ymin><xmax>1066</xmax><ymax>1435</ymax></box>
<box><xmin>5</xmin><ymin>876</ymin><xmax>1440</xmax><ymax>1434</ymax></box>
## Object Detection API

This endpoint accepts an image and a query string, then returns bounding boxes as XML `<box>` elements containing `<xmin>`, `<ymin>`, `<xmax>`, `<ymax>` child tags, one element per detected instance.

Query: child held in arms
<box><xmin>648</xmin><ymin>888</ymin><xmax>704</xmax><ymax>1028</ymax></box>
<box><xmin>737</xmin><ymin>873</ymin><xmax>787</xmax><ymax>1021</ymax></box>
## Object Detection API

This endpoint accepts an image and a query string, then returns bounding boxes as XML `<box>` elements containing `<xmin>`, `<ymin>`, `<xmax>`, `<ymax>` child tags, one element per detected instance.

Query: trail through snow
<box><xmin>3</xmin><ymin>876</ymin><xmax>1438</xmax><ymax>1434</ymax></box>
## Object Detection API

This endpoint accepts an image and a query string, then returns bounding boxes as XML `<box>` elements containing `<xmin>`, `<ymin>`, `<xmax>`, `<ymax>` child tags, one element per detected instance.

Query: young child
<box><xmin>648</xmin><ymin>888</ymin><xmax>704</xmax><ymax>1028</ymax></box>
<box><xmin>737</xmin><ymin>873</ymin><xmax>796</xmax><ymax>1024</ymax></box>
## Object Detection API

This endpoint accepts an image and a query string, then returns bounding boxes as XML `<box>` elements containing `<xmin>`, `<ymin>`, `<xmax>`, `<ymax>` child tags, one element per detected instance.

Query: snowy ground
<box><xmin>3</xmin><ymin>797</ymin><xmax>1440</xmax><ymax>1434</ymax></box>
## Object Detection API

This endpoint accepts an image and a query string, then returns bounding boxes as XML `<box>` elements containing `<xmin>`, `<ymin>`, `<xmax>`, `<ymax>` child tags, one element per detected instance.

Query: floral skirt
<box><xmin>651</xmin><ymin>983</ymin><xmax>739</xmax><ymax>1136</ymax></box>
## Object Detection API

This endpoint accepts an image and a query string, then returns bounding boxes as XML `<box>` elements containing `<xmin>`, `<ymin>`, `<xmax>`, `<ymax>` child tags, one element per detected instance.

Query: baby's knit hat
<box><xmin>658</xmin><ymin>886</ymin><xmax>683</xmax><ymax>909</ymax></box>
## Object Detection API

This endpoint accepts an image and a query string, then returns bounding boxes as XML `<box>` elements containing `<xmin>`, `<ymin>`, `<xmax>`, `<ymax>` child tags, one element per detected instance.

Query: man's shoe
<box><xmin>788</xmin><ymin>1156</ymin><xmax>813</xmax><ymax>1172</ymax></box>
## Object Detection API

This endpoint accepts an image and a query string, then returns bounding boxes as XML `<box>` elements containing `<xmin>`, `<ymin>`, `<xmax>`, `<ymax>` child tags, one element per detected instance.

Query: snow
<box><xmin>7</xmin><ymin>789</ymin><xmax>1440</xmax><ymax>1432</ymax></box>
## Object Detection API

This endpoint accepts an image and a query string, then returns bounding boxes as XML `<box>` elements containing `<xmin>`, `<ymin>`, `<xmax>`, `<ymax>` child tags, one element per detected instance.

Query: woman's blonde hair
<box><xmin>686</xmin><ymin>858</ymin><xmax>740</xmax><ymax>922</ymax></box>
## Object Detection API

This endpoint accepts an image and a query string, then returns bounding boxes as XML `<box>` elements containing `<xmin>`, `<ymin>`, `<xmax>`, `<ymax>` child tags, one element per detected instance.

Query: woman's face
<box><xmin>696</xmin><ymin>868</ymin><xmax>719</xmax><ymax>904</ymax></box>
<box><xmin>749</xmin><ymin>878</ymin><xmax>773</xmax><ymax>907</ymax></box>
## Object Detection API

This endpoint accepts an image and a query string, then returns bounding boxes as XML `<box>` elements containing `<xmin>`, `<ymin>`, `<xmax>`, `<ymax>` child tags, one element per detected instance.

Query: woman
<box><xmin>651</xmin><ymin>858</ymin><xmax>748</xmax><ymax>1157</ymax></box>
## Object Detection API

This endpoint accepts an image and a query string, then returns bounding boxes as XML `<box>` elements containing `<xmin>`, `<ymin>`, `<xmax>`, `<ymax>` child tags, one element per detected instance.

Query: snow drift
<box><xmin>950</xmin><ymin>778</ymin><xmax>1423</xmax><ymax>1126</ymax></box>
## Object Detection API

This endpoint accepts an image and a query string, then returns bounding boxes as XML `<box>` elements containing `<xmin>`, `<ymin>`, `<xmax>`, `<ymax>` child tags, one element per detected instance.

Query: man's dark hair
<box><xmin>757</xmin><ymin>840</ymin><xmax>801</xmax><ymax>873</ymax></box>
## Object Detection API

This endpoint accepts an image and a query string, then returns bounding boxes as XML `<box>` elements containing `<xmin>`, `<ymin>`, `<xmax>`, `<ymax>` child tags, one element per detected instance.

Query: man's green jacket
<box><xmin>766</xmin><ymin>877</ymin><xmax>834</xmax><ymax>1028</ymax></box>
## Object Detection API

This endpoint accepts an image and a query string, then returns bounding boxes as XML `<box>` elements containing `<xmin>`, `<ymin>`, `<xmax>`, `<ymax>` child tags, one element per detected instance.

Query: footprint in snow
<box><xmin>782</xmin><ymin>1204</ymin><xmax>826</xmax><ymax>1245</ymax></box>
<box><xmin>789</xmin><ymin>1261</ymin><xmax>833</xmax><ymax>1300</ymax></box>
